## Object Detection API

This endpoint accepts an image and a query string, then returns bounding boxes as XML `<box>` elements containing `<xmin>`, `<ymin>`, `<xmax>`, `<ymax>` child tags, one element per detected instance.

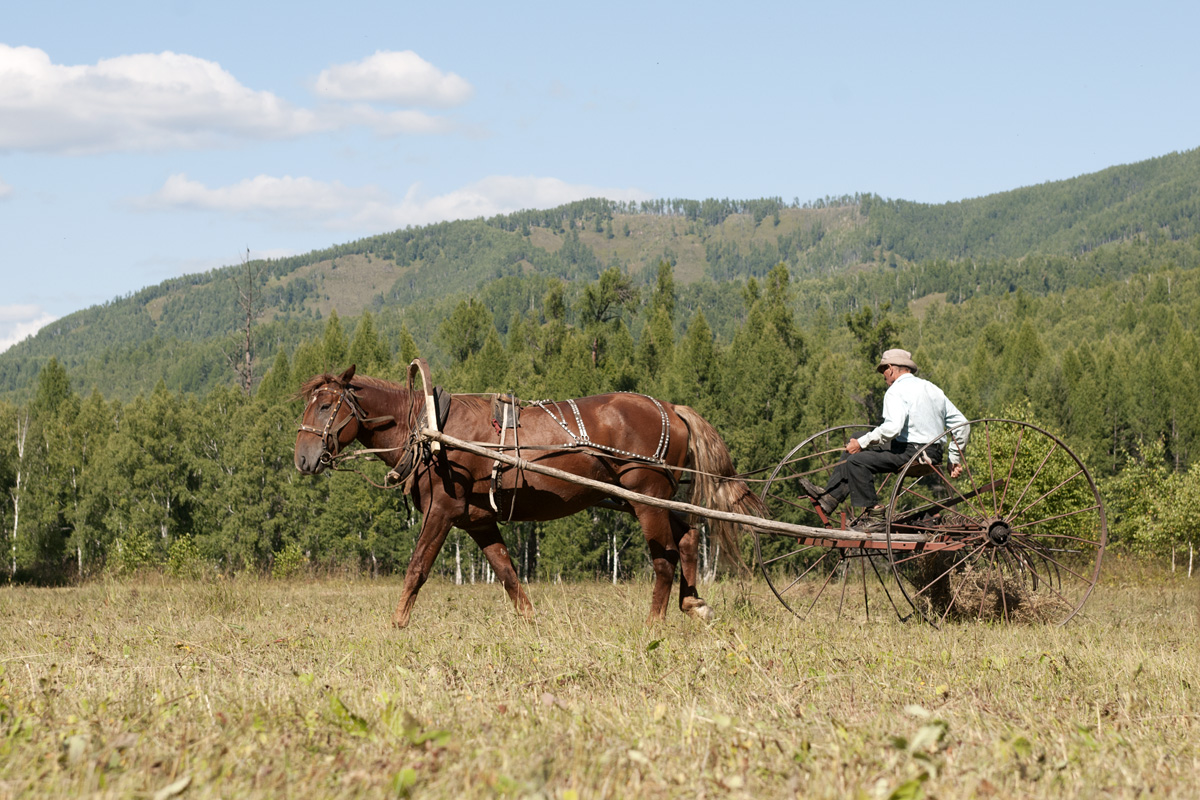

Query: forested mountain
<box><xmin>2</xmin><ymin>147</ymin><xmax>1200</xmax><ymax>583</ymax></box>
<box><xmin>3</xmin><ymin>148</ymin><xmax>1199</xmax><ymax>401</ymax></box>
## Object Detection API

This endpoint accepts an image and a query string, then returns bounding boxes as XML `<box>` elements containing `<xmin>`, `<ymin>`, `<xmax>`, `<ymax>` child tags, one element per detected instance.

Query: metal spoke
<box><xmin>762</xmin><ymin>541</ymin><xmax>826</xmax><ymax>568</ymax></box>
<box><xmin>1010</xmin><ymin>537</ymin><xmax>1095</xmax><ymax>585</ymax></box>
<box><xmin>1010</xmin><ymin>468</ymin><xmax>1085</xmax><ymax>524</ymax></box>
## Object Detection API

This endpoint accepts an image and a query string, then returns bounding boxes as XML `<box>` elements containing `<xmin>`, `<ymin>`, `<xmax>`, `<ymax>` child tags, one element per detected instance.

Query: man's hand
<box><xmin>950</xmin><ymin>462</ymin><xmax>963</xmax><ymax>479</ymax></box>
<box><xmin>846</xmin><ymin>438</ymin><xmax>862</xmax><ymax>455</ymax></box>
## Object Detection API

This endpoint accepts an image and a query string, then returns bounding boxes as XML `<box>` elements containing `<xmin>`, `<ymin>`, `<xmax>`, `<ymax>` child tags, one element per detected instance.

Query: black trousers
<box><xmin>824</xmin><ymin>440</ymin><xmax>944</xmax><ymax>508</ymax></box>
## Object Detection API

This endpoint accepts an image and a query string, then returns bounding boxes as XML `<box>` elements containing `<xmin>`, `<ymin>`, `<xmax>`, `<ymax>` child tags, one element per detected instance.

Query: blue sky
<box><xmin>2</xmin><ymin>0</ymin><xmax>1198</xmax><ymax>351</ymax></box>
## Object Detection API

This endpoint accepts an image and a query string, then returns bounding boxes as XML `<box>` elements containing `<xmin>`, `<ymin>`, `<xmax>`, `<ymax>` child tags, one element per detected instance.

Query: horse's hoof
<box><xmin>684</xmin><ymin>600</ymin><xmax>715</xmax><ymax>621</ymax></box>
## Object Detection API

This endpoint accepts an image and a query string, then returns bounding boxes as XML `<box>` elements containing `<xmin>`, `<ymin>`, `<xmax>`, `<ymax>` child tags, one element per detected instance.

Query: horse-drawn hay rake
<box><xmin>754</xmin><ymin>421</ymin><xmax>1106</xmax><ymax>626</ymax></box>
<box><xmin>297</xmin><ymin>361</ymin><xmax>1106</xmax><ymax>628</ymax></box>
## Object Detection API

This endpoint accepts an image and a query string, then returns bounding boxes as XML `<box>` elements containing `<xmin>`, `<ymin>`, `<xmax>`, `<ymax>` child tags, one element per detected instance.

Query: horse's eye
<box><xmin>319</xmin><ymin>403</ymin><xmax>331</xmax><ymax>412</ymax></box>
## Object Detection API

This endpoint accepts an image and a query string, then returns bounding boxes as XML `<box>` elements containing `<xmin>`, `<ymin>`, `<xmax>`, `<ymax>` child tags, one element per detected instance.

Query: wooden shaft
<box><xmin>420</xmin><ymin>429</ymin><xmax>927</xmax><ymax>544</ymax></box>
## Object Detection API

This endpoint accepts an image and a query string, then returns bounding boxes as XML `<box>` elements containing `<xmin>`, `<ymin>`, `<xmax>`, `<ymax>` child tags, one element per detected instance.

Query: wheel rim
<box><xmin>885</xmin><ymin>419</ymin><xmax>1107</xmax><ymax>627</ymax></box>
<box><xmin>756</xmin><ymin>425</ymin><xmax>910</xmax><ymax>622</ymax></box>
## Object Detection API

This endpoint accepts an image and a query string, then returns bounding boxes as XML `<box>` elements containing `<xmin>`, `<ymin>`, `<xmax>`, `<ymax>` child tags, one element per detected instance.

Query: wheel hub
<box><xmin>987</xmin><ymin>519</ymin><xmax>1012</xmax><ymax>547</ymax></box>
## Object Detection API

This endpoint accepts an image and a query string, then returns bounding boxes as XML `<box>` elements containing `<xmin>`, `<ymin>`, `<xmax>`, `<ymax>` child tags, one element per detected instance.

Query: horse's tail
<box><xmin>675</xmin><ymin>405</ymin><xmax>768</xmax><ymax>575</ymax></box>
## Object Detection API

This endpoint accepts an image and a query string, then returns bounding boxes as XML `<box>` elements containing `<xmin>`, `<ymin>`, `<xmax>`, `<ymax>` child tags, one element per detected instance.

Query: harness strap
<box><xmin>532</xmin><ymin>393</ymin><xmax>670</xmax><ymax>464</ymax></box>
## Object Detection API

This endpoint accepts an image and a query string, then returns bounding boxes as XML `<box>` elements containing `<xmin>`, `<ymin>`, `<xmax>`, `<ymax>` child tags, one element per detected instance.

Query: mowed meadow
<box><xmin>1</xmin><ymin>564</ymin><xmax>1197</xmax><ymax>799</ymax></box>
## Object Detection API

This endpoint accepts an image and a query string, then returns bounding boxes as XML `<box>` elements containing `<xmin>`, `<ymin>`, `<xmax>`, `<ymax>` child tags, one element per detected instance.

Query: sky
<box><xmin>2</xmin><ymin>0</ymin><xmax>1198</xmax><ymax>352</ymax></box>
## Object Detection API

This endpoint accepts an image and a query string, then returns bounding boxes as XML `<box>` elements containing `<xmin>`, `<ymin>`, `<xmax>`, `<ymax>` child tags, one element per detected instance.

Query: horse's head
<box><xmin>295</xmin><ymin>365</ymin><xmax>363</xmax><ymax>474</ymax></box>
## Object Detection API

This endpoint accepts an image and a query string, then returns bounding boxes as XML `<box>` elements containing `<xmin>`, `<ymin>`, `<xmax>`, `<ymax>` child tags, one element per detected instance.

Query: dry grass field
<box><xmin>1</xmin><ymin>562</ymin><xmax>1197</xmax><ymax>799</ymax></box>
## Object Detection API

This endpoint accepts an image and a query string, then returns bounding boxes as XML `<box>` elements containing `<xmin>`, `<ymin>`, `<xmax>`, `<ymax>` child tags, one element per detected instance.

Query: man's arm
<box><xmin>944</xmin><ymin>397</ymin><xmax>970</xmax><ymax>476</ymax></box>
<box><xmin>853</xmin><ymin>386</ymin><xmax>907</xmax><ymax>451</ymax></box>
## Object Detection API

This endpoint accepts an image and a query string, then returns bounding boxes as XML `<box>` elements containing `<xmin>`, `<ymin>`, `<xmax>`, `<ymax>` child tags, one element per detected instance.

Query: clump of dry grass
<box><xmin>903</xmin><ymin>555</ymin><xmax>1074</xmax><ymax>624</ymax></box>
<box><xmin>1</xmin><ymin>568</ymin><xmax>1197</xmax><ymax>799</ymax></box>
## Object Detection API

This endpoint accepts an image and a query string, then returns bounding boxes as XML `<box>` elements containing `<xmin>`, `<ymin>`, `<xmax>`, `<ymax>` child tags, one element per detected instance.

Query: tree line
<box><xmin>4</xmin><ymin>258</ymin><xmax>1200</xmax><ymax>585</ymax></box>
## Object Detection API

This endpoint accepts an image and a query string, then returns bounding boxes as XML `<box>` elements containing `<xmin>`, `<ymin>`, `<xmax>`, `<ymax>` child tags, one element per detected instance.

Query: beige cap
<box><xmin>877</xmin><ymin>348</ymin><xmax>917</xmax><ymax>373</ymax></box>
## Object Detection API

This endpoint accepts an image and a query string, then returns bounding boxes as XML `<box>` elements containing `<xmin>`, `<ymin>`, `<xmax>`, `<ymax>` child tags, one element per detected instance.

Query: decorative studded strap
<box><xmin>533</xmin><ymin>393</ymin><xmax>669</xmax><ymax>464</ymax></box>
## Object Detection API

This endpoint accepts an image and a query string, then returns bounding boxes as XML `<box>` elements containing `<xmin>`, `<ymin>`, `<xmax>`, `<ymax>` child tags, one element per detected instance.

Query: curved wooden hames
<box><xmin>294</xmin><ymin>363</ymin><xmax>765</xmax><ymax>627</ymax></box>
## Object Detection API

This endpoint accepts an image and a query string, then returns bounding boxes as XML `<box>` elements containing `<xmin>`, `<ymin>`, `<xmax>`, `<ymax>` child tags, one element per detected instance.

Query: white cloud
<box><xmin>144</xmin><ymin>173</ymin><xmax>390</xmax><ymax>225</ymax></box>
<box><xmin>382</xmin><ymin>176</ymin><xmax>652</xmax><ymax>228</ymax></box>
<box><xmin>314</xmin><ymin>50</ymin><xmax>473</xmax><ymax>107</ymax></box>
<box><xmin>335</xmin><ymin>103</ymin><xmax>458</xmax><ymax>136</ymax></box>
<box><xmin>0</xmin><ymin>177</ymin><xmax>11</xmax><ymax>199</ymax></box>
<box><xmin>0</xmin><ymin>45</ymin><xmax>458</xmax><ymax>154</ymax></box>
<box><xmin>142</xmin><ymin>173</ymin><xmax>652</xmax><ymax>232</ymax></box>
<box><xmin>0</xmin><ymin>304</ymin><xmax>58</xmax><ymax>354</ymax></box>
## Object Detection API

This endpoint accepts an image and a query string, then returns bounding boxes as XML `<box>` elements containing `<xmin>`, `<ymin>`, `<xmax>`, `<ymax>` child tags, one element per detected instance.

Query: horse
<box><xmin>294</xmin><ymin>363</ymin><xmax>766</xmax><ymax>628</ymax></box>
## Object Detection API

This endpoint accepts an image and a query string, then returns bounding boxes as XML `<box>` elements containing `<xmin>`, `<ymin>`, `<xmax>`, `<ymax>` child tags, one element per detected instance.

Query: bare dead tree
<box><xmin>10</xmin><ymin>409</ymin><xmax>29</xmax><ymax>580</ymax></box>
<box><xmin>226</xmin><ymin>248</ymin><xmax>264</xmax><ymax>395</ymax></box>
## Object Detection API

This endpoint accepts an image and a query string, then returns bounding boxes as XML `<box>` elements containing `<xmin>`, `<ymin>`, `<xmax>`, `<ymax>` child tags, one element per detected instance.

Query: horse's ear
<box><xmin>339</xmin><ymin>364</ymin><xmax>357</xmax><ymax>385</ymax></box>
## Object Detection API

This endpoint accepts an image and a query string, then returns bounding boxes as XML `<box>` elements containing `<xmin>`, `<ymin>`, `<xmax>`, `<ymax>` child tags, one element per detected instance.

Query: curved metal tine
<box><xmin>761</xmin><ymin>540</ymin><xmax>830</xmax><ymax>570</ymax></box>
<box><xmin>860</xmin><ymin>552</ymin><xmax>870</xmax><ymax>621</ymax></box>
<box><xmin>1006</xmin><ymin>540</ymin><xmax>1091</xmax><ymax>612</ymax></box>
<box><xmin>1009</xmin><ymin>537</ymin><xmax>1095</xmax><ymax>586</ymax></box>
<box><xmin>1001</xmin><ymin>546</ymin><xmax>1033</xmax><ymax>589</ymax></box>
<box><xmin>1039</xmin><ymin>548</ymin><xmax>1063</xmax><ymax>592</ymax></box>
<box><xmin>772</xmin><ymin>546</ymin><xmax>837</xmax><ymax>598</ymax></box>
<box><xmin>835</xmin><ymin>557</ymin><xmax>850</xmax><ymax>619</ymax></box>
<box><xmin>903</xmin><ymin>540</ymin><xmax>989</xmax><ymax>606</ymax></box>
<box><xmin>1005</xmin><ymin>546</ymin><xmax>1038</xmax><ymax>617</ymax></box>
<box><xmin>868</xmin><ymin>551</ymin><xmax>915</xmax><ymax>623</ymax></box>
<box><xmin>1012</xmin><ymin>542</ymin><xmax>1089</xmax><ymax>604</ymax></box>
<box><xmin>995</xmin><ymin>549</ymin><xmax>1010</xmax><ymax>623</ymax></box>
<box><xmin>936</xmin><ymin>543</ymin><xmax>992</xmax><ymax>627</ymax></box>
<box><xmin>799</xmin><ymin>552</ymin><xmax>845</xmax><ymax>619</ymax></box>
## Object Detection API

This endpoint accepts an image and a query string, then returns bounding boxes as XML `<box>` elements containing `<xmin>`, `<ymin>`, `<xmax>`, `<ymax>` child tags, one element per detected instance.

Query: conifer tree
<box><xmin>322</xmin><ymin>310</ymin><xmax>349</xmax><ymax>372</ymax></box>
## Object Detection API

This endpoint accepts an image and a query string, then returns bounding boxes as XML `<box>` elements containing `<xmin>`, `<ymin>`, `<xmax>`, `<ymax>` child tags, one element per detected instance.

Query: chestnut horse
<box><xmin>294</xmin><ymin>364</ymin><xmax>765</xmax><ymax>627</ymax></box>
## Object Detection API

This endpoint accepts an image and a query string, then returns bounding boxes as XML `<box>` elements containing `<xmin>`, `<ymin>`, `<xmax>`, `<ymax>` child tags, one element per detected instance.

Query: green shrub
<box><xmin>166</xmin><ymin>537</ymin><xmax>207</xmax><ymax>579</ymax></box>
<box><xmin>272</xmin><ymin>542</ymin><xmax>307</xmax><ymax>580</ymax></box>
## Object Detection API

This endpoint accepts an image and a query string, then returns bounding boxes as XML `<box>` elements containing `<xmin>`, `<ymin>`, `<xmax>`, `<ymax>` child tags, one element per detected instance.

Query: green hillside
<box><xmin>3</xmin><ymin>147</ymin><xmax>1198</xmax><ymax>401</ymax></box>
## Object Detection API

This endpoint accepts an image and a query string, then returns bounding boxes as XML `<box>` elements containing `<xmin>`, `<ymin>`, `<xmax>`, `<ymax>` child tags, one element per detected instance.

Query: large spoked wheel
<box><xmin>756</xmin><ymin>425</ymin><xmax>910</xmax><ymax>622</ymax></box>
<box><xmin>885</xmin><ymin>419</ymin><xmax>1107</xmax><ymax>627</ymax></box>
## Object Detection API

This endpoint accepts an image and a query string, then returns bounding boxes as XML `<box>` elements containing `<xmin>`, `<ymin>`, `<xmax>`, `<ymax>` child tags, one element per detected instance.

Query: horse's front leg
<box><xmin>468</xmin><ymin>522</ymin><xmax>534</xmax><ymax>619</ymax></box>
<box><xmin>392</xmin><ymin>509</ymin><xmax>454</xmax><ymax>629</ymax></box>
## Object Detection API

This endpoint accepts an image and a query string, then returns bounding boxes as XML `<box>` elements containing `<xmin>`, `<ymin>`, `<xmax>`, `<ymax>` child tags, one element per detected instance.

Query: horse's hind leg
<box><xmin>469</xmin><ymin>523</ymin><xmax>534</xmax><ymax>619</ymax></box>
<box><xmin>672</xmin><ymin>511</ymin><xmax>714</xmax><ymax>621</ymax></box>
<box><xmin>637</xmin><ymin>505</ymin><xmax>680</xmax><ymax>624</ymax></box>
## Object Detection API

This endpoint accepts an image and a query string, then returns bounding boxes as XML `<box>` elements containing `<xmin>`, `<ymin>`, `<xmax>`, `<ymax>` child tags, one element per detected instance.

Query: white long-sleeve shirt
<box><xmin>857</xmin><ymin>373</ymin><xmax>970</xmax><ymax>464</ymax></box>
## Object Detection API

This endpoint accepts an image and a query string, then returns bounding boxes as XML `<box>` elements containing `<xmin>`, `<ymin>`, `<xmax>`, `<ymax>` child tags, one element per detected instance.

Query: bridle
<box><xmin>297</xmin><ymin>385</ymin><xmax>367</xmax><ymax>467</ymax></box>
